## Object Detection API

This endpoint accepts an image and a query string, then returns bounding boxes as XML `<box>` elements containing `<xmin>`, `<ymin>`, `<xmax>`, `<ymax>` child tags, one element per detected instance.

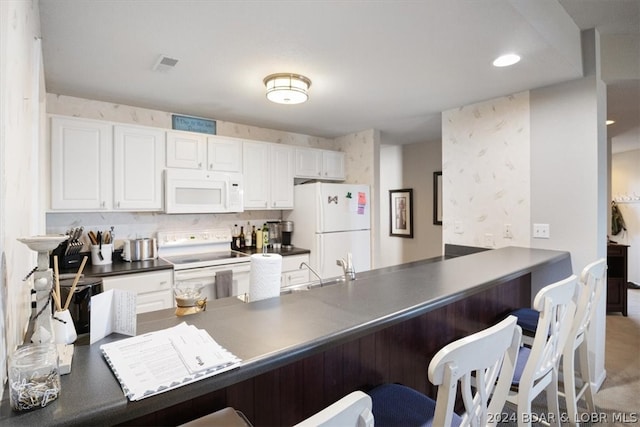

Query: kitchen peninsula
<box><xmin>0</xmin><ymin>247</ymin><xmax>571</xmax><ymax>426</ymax></box>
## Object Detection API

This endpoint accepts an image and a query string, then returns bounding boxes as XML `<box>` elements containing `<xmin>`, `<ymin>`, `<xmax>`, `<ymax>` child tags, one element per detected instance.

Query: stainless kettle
<box><xmin>122</xmin><ymin>238</ymin><xmax>157</xmax><ymax>262</ymax></box>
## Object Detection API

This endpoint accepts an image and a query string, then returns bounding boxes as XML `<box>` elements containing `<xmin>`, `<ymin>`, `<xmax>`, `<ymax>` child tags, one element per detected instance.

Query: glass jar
<box><xmin>8</xmin><ymin>344</ymin><xmax>60</xmax><ymax>411</ymax></box>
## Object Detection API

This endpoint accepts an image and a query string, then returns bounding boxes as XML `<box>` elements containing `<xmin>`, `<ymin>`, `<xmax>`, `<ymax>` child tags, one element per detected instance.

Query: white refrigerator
<box><xmin>285</xmin><ymin>182</ymin><xmax>371</xmax><ymax>279</ymax></box>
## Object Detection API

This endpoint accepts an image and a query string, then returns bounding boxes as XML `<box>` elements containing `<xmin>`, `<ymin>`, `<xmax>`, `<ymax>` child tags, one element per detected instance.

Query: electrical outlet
<box><xmin>533</xmin><ymin>223</ymin><xmax>550</xmax><ymax>239</ymax></box>
<box><xmin>504</xmin><ymin>223</ymin><xmax>513</xmax><ymax>239</ymax></box>
<box><xmin>454</xmin><ymin>221</ymin><xmax>464</xmax><ymax>234</ymax></box>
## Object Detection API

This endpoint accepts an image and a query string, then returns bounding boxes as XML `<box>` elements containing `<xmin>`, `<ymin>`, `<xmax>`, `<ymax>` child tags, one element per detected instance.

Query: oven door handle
<box><xmin>174</xmin><ymin>264</ymin><xmax>251</xmax><ymax>280</ymax></box>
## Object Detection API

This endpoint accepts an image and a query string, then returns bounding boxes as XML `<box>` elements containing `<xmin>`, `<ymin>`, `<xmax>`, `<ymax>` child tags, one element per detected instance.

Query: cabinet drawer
<box><xmin>136</xmin><ymin>291</ymin><xmax>175</xmax><ymax>314</ymax></box>
<box><xmin>282</xmin><ymin>269</ymin><xmax>310</xmax><ymax>288</ymax></box>
<box><xmin>281</xmin><ymin>254</ymin><xmax>310</xmax><ymax>272</ymax></box>
<box><xmin>101</xmin><ymin>270</ymin><xmax>173</xmax><ymax>294</ymax></box>
<box><xmin>607</xmin><ymin>245</ymin><xmax>626</xmax><ymax>256</ymax></box>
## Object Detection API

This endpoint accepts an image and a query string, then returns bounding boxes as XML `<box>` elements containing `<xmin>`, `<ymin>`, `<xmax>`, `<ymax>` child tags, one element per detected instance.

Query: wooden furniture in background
<box><xmin>607</xmin><ymin>243</ymin><xmax>629</xmax><ymax>316</ymax></box>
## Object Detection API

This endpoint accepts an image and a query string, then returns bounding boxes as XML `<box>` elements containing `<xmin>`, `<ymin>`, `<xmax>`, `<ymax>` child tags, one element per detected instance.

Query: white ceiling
<box><xmin>39</xmin><ymin>0</ymin><xmax>639</xmax><ymax>150</ymax></box>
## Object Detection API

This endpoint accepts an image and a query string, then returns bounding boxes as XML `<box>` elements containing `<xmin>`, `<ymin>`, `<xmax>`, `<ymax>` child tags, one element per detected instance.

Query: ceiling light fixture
<box><xmin>493</xmin><ymin>54</ymin><xmax>521</xmax><ymax>67</ymax></box>
<box><xmin>264</xmin><ymin>73</ymin><xmax>312</xmax><ymax>104</ymax></box>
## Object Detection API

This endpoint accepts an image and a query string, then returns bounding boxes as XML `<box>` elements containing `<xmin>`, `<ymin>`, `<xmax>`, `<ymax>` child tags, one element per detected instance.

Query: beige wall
<box><xmin>378</xmin><ymin>140</ymin><xmax>442</xmax><ymax>267</ymax></box>
<box><xmin>0</xmin><ymin>0</ymin><xmax>46</xmax><ymax>396</ymax></box>
<box><xmin>612</xmin><ymin>148</ymin><xmax>640</xmax><ymax>284</ymax></box>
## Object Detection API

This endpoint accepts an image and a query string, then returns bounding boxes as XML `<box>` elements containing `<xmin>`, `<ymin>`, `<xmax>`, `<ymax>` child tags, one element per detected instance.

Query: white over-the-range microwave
<box><xmin>164</xmin><ymin>169</ymin><xmax>243</xmax><ymax>214</ymax></box>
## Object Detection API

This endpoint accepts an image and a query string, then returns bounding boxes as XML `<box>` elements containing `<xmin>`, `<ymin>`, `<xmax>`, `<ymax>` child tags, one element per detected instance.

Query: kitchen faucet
<box><xmin>337</xmin><ymin>253</ymin><xmax>356</xmax><ymax>281</ymax></box>
<box><xmin>299</xmin><ymin>262</ymin><xmax>323</xmax><ymax>286</ymax></box>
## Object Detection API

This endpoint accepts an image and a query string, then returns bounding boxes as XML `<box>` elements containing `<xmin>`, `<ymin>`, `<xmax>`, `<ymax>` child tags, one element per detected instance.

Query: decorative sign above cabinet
<box><xmin>171</xmin><ymin>114</ymin><xmax>216</xmax><ymax>135</ymax></box>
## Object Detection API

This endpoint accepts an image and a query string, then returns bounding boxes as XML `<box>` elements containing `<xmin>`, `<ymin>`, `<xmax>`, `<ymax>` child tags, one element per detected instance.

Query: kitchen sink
<box><xmin>280</xmin><ymin>276</ymin><xmax>345</xmax><ymax>294</ymax></box>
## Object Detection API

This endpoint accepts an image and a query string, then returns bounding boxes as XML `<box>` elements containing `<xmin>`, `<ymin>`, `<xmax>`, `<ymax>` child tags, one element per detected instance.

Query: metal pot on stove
<box><xmin>122</xmin><ymin>238</ymin><xmax>157</xmax><ymax>262</ymax></box>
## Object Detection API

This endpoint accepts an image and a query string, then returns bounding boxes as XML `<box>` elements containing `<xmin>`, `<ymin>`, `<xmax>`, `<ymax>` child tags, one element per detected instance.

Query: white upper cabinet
<box><xmin>294</xmin><ymin>147</ymin><xmax>345</xmax><ymax>181</ymax></box>
<box><xmin>166</xmin><ymin>130</ymin><xmax>206</xmax><ymax>169</ymax></box>
<box><xmin>50</xmin><ymin>116</ymin><xmax>165</xmax><ymax>212</ymax></box>
<box><xmin>206</xmin><ymin>136</ymin><xmax>242</xmax><ymax>172</ymax></box>
<box><xmin>51</xmin><ymin>116</ymin><xmax>113</xmax><ymax>210</ymax></box>
<box><xmin>243</xmin><ymin>141</ymin><xmax>293</xmax><ymax>210</ymax></box>
<box><xmin>322</xmin><ymin>150</ymin><xmax>345</xmax><ymax>180</ymax></box>
<box><xmin>270</xmin><ymin>144</ymin><xmax>294</xmax><ymax>209</ymax></box>
<box><xmin>294</xmin><ymin>148</ymin><xmax>322</xmax><ymax>178</ymax></box>
<box><xmin>113</xmin><ymin>124</ymin><xmax>165</xmax><ymax>210</ymax></box>
<box><xmin>167</xmin><ymin>131</ymin><xmax>243</xmax><ymax>172</ymax></box>
<box><xmin>242</xmin><ymin>141</ymin><xmax>270</xmax><ymax>209</ymax></box>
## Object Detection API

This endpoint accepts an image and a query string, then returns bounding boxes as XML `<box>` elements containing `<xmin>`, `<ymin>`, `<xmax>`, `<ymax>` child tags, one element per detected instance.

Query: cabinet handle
<box><xmin>101</xmin><ymin>201</ymin><xmax>106</xmax><ymax>208</ymax></box>
<box><xmin>209</xmin><ymin>163</ymin><xmax>213</xmax><ymax>169</ymax></box>
<box><xmin>198</xmin><ymin>162</ymin><xmax>203</xmax><ymax>168</ymax></box>
<box><xmin>117</xmin><ymin>201</ymin><xmax>120</xmax><ymax>208</ymax></box>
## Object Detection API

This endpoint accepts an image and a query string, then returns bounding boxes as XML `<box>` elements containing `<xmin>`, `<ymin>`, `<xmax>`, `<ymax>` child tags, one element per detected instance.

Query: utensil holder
<box><xmin>52</xmin><ymin>309</ymin><xmax>77</xmax><ymax>344</ymax></box>
<box><xmin>90</xmin><ymin>244</ymin><xmax>113</xmax><ymax>265</ymax></box>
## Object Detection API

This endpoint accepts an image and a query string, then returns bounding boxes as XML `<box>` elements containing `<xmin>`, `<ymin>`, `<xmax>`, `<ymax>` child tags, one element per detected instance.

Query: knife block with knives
<box><xmin>50</xmin><ymin>226</ymin><xmax>89</xmax><ymax>269</ymax></box>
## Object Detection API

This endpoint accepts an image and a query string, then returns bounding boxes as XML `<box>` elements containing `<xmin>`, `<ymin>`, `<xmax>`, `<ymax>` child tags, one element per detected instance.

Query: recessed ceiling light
<box><xmin>493</xmin><ymin>54</ymin><xmax>521</xmax><ymax>67</ymax></box>
<box><xmin>606</xmin><ymin>119</ymin><xmax>615</xmax><ymax>125</ymax></box>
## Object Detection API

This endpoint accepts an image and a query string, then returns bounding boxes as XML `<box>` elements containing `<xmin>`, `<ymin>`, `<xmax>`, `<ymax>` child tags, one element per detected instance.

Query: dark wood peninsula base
<box><xmin>1</xmin><ymin>247</ymin><xmax>571</xmax><ymax>427</ymax></box>
<box><xmin>131</xmin><ymin>275</ymin><xmax>530</xmax><ymax>426</ymax></box>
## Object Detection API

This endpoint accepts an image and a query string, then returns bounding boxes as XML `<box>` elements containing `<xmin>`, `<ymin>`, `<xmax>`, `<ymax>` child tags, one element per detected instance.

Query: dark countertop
<box><xmin>60</xmin><ymin>256</ymin><xmax>173</xmax><ymax>278</ymax></box>
<box><xmin>60</xmin><ymin>247</ymin><xmax>308</xmax><ymax>279</ymax></box>
<box><xmin>0</xmin><ymin>246</ymin><xmax>571</xmax><ymax>426</ymax></box>
<box><xmin>237</xmin><ymin>246</ymin><xmax>310</xmax><ymax>257</ymax></box>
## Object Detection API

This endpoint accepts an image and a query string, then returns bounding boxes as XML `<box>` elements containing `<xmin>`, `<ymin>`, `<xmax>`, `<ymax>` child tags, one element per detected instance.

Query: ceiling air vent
<box><xmin>153</xmin><ymin>54</ymin><xmax>179</xmax><ymax>72</ymax></box>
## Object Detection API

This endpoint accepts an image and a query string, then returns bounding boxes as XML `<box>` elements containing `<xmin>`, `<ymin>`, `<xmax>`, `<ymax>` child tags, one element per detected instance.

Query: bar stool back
<box><xmin>368</xmin><ymin>315</ymin><xmax>522</xmax><ymax>427</ymax></box>
<box><xmin>506</xmin><ymin>275</ymin><xmax>577</xmax><ymax>427</ymax></box>
<box><xmin>562</xmin><ymin>258</ymin><xmax>606</xmax><ymax>425</ymax></box>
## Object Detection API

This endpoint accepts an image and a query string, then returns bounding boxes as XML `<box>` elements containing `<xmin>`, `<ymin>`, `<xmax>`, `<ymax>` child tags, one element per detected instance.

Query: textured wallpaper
<box><xmin>442</xmin><ymin>92</ymin><xmax>530</xmax><ymax>248</ymax></box>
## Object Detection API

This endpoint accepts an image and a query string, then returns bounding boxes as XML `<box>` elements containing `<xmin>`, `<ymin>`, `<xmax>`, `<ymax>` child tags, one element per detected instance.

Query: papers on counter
<box><xmin>100</xmin><ymin>322</ymin><xmax>241</xmax><ymax>401</ymax></box>
<box><xmin>90</xmin><ymin>289</ymin><xmax>137</xmax><ymax>344</ymax></box>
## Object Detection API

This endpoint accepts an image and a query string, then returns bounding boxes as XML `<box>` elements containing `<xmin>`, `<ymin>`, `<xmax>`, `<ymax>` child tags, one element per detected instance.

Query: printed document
<box><xmin>100</xmin><ymin>322</ymin><xmax>241</xmax><ymax>400</ymax></box>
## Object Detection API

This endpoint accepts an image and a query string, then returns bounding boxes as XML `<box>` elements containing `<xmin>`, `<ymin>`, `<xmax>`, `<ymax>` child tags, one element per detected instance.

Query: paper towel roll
<box><xmin>249</xmin><ymin>253</ymin><xmax>282</xmax><ymax>302</ymax></box>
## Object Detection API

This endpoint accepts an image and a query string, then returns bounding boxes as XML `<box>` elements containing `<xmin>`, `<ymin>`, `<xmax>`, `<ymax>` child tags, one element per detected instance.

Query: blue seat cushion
<box><xmin>510</xmin><ymin>308</ymin><xmax>539</xmax><ymax>335</ymax></box>
<box><xmin>368</xmin><ymin>383</ymin><xmax>462</xmax><ymax>427</ymax></box>
<box><xmin>511</xmin><ymin>346</ymin><xmax>531</xmax><ymax>388</ymax></box>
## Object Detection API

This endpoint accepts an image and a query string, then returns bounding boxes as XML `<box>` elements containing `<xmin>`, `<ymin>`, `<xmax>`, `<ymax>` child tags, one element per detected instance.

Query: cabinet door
<box><xmin>281</xmin><ymin>254</ymin><xmax>310</xmax><ymax>288</ymax></box>
<box><xmin>294</xmin><ymin>148</ymin><xmax>322</xmax><ymax>178</ymax></box>
<box><xmin>166</xmin><ymin>130</ymin><xmax>206</xmax><ymax>169</ymax></box>
<box><xmin>242</xmin><ymin>141</ymin><xmax>270</xmax><ymax>209</ymax></box>
<box><xmin>50</xmin><ymin>116</ymin><xmax>112</xmax><ymax>210</ymax></box>
<box><xmin>322</xmin><ymin>150</ymin><xmax>345</xmax><ymax>180</ymax></box>
<box><xmin>113</xmin><ymin>125</ymin><xmax>165</xmax><ymax>210</ymax></box>
<box><xmin>270</xmin><ymin>144</ymin><xmax>294</xmax><ymax>209</ymax></box>
<box><xmin>101</xmin><ymin>270</ymin><xmax>174</xmax><ymax>314</ymax></box>
<box><xmin>207</xmin><ymin>136</ymin><xmax>242</xmax><ymax>172</ymax></box>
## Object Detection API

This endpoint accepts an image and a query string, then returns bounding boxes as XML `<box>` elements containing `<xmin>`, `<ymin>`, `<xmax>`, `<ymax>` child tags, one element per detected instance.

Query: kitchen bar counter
<box><xmin>0</xmin><ymin>246</ymin><xmax>571</xmax><ymax>426</ymax></box>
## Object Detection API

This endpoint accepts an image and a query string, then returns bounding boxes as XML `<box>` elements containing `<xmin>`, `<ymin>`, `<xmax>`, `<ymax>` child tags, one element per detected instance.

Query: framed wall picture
<box><xmin>389</xmin><ymin>189</ymin><xmax>413</xmax><ymax>238</ymax></box>
<box><xmin>172</xmin><ymin>114</ymin><xmax>217</xmax><ymax>135</ymax></box>
<box><xmin>433</xmin><ymin>171</ymin><xmax>442</xmax><ymax>225</ymax></box>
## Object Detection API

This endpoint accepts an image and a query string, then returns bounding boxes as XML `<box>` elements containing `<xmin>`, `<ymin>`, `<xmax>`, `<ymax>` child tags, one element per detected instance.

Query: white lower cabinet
<box><xmin>101</xmin><ymin>270</ymin><xmax>174</xmax><ymax>314</ymax></box>
<box><xmin>281</xmin><ymin>254</ymin><xmax>310</xmax><ymax>288</ymax></box>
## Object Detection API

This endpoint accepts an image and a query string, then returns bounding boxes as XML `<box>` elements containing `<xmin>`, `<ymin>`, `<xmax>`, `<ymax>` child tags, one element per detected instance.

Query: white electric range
<box><xmin>157</xmin><ymin>228</ymin><xmax>251</xmax><ymax>300</ymax></box>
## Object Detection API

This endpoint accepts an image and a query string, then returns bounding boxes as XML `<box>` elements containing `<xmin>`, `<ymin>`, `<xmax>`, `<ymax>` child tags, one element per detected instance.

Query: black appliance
<box><xmin>58</xmin><ymin>276</ymin><xmax>103</xmax><ymax>335</ymax></box>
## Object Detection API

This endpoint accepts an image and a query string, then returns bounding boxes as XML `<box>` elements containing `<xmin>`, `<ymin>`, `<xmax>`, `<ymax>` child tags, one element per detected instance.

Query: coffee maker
<box><xmin>281</xmin><ymin>221</ymin><xmax>293</xmax><ymax>249</ymax></box>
